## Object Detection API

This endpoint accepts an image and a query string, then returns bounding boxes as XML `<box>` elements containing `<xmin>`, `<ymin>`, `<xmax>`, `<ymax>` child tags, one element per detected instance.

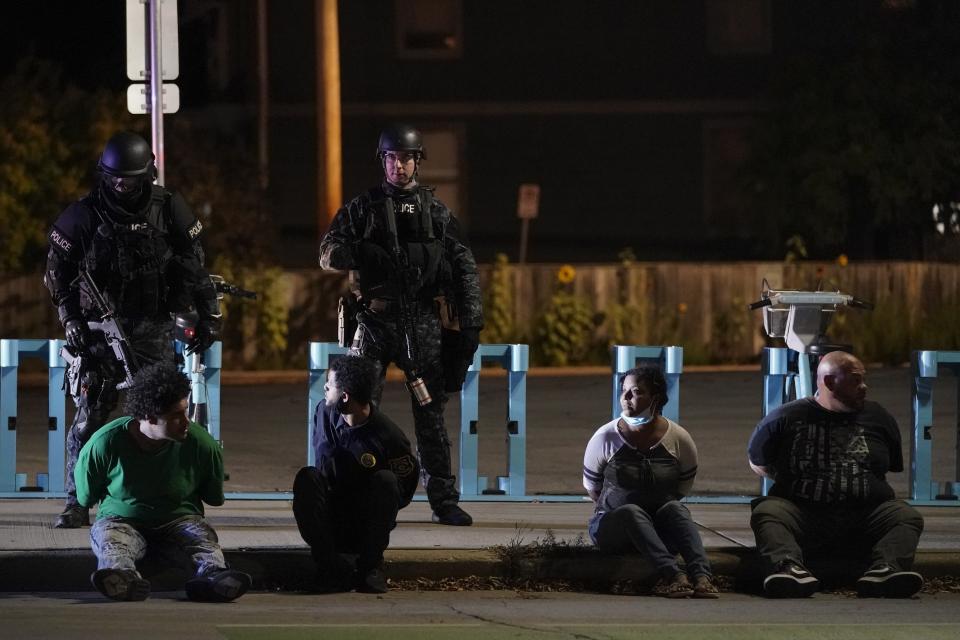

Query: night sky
<box><xmin>2</xmin><ymin>1</ymin><xmax>127</xmax><ymax>91</ymax></box>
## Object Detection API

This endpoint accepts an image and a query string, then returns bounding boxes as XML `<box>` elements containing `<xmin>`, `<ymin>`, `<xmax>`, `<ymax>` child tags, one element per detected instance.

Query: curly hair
<box><xmin>124</xmin><ymin>363</ymin><xmax>191</xmax><ymax>419</ymax></box>
<box><xmin>620</xmin><ymin>366</ymin><xmax>668</xmax><ymax>414</ymax></box>
<box><xmin>329</xmin><ymin>355</ymin><xmax>381</xmax><ymax>405</ymax></box>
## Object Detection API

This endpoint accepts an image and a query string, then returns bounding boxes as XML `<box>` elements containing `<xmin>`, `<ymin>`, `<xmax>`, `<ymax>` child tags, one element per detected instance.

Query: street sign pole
<box><xmin>516</xmin><ymin>183</ymin><xmax>540</xmax><ymax>264</ymax></box>
<box><xmin>519</xmin><ymin>218</ymin><xmax>530</xmax><ymax>265</ymax></box>
<box><xmin>126</xmin><ymin>0</ymin><xmax>179</xmax><ymax>185</ymax></box>
<box><xmin>149</xmin><ymin>0</ymin><xmax>165</xmax><ymax>184</ymax></box>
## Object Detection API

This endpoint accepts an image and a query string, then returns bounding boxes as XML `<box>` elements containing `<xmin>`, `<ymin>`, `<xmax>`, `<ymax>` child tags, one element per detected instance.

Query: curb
<box><xmin>2</xmin><ymin>548</ymin><xmax>957</xmax><ymax>593</ymax></box>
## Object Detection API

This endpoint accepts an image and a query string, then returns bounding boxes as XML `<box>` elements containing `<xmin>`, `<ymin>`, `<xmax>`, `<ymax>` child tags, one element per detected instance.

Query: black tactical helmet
<box><xmin>97</xmin><ymin>132</ymin><xmax>155</xmax><ymax>177</ymax></box>
<box><xmin>375</xmin><ymin>124</ymin><xmax>426</xmax><ymax>160</ymax></box>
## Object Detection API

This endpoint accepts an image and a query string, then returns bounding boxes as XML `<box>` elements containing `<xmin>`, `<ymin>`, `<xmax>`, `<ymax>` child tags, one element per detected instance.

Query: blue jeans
<box><xmin>593</xmin><ymin>501</ymin><xmax>712</xmax><ymax>579</ymax></box>
<box><xmin>90</xmin><ymin>515</ymin><xmax>227</xmax><ymax>578</ymax></box>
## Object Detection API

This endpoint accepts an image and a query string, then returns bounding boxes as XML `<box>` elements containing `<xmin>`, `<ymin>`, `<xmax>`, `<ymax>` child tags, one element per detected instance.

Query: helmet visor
<box><xmin>109</xmin><ymin>175</ymin><xmax>144</xmax><ymax>194</ymax></box>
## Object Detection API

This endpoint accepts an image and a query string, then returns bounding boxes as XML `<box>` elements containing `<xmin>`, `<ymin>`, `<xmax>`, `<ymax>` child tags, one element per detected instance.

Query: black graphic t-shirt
<box><xmin>747</xmin><ymin>398</ymin><xmax>903</xmax><ymax>505</ymax></box>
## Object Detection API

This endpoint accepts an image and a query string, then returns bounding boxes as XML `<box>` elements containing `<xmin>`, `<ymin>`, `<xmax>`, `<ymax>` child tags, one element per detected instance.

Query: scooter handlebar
<box><xmin>747</xmin><ymin>298</ymin><xmax>772</xmax><ymax>310</ymax></box>
<box><xmin>848</xmin><ymin>297</ymin><xmax>874</xmax><ymax>310</ymax></box>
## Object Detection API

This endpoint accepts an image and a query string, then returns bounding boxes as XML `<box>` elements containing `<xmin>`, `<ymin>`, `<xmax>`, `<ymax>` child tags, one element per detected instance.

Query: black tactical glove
<box><xmin>441</xmin><ymin>327</ymin><xmax>481</xmax><ymax>393</ymax></box>
<box><xmin>187</xmin><ymin>318</ymin><xmax>220</xmax><ymax>356</ymax></box>
<box><xmin>64</xmin><ymin>319</ymin><xmax>92</xmax><ymax>352</ymax></box>
<box><xmin>460</xmin><ymin>327</ymin><xmax>481</xmax><ymax>358</ymax></box>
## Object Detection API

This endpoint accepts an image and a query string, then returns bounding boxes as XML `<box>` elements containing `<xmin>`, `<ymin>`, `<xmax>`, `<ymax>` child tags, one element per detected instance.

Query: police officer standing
<box><xmin>45</xmin><ymin>132</ymin><xmax>220</xmax><ymax>528</ymax></box>
<box><xmin>319</xmin><ymin>124</ymin><xmax>483</xmax><ymax>526</ymax></box>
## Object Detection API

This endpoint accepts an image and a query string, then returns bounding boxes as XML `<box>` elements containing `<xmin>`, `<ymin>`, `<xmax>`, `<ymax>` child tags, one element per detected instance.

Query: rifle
<box><xmin>383</xmin><ymin>199</ymin><xmax>432</xmax><ymax>406</ymax></box>
<box><xmin>176</xmin><ymin>275</ymin><xmax>258</xmax><ymax>428</ymax></box>
<box><xmin>61</xmin><ymin>269</ymin><xmax>140</xmax><ymax>392</ymax></box>
<box><xmin>210</xmin><ymin>274</ymin><xmax>257</xmax><ymax>300</ymax></box>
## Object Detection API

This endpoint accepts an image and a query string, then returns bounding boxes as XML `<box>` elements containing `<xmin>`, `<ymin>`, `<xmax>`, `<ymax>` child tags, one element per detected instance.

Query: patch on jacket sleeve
<box><xmin>187</xmin><ymin>219</ymin><xmax>203</xmax><ymax>239</ymax></box>
<box><xmin>48</xmin><ymin>227</ymin><xmax>73</xmax><ymax>254</ymax></box>
<box><xmin>389</xmin><ymin>455</ymin><xmax>415</xmax><ymax>477</ymax></box>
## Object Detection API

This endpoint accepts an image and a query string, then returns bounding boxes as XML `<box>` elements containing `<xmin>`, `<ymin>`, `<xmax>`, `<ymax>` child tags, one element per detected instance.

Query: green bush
<box><xmin>481</xmin><ymin>253</ymin><xmax>515</xmax><ymax>343</ymax></box>
<box><xmin>711</xmin><ymin>297</ymin><xmax>751</xmax><ymax>363</ymax></box>
<box><xmin>534</xmin><ymin>289</ymin><xmax>595</xmax><ymax>367</ymax></box>
<box><xmin>833</xmin><ymin>297</ymin><xmax>913</xmax><ymax>366</ymax></box>
<box><xmin>212</xmin><ymin>256</ymin><xmax>290</xmax><ymax>369</ymax></box>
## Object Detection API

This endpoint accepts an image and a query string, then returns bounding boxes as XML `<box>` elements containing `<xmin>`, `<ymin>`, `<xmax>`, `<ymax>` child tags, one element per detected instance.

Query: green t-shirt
<box><xmin>75</xmin><ymin>417</ymin><xmax>225</xmax><ymax>526</ymax></box>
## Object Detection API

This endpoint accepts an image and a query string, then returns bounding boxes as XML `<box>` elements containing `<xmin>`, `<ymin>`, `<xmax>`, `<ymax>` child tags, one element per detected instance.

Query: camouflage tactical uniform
<box><xmin>46</xmin><ymin>185</ymin><xmax>218</xmax><ymax>523</ymax></box>
<box><xmin>318</xmin><ymin>181</ymin><xmax>483</xmax><ymax>511</ymax></box>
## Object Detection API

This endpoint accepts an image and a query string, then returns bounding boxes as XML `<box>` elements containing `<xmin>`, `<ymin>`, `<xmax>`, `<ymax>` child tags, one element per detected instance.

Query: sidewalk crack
<box><xmin>447</xmin><ymin>604</ymin><xmax>608</xmax><ymax>640</ymax></box>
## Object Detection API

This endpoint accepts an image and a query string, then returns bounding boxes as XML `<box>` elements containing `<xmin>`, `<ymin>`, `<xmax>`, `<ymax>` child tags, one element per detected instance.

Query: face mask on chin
<box><xmin>620</xmin><ymin>404</ymin><xmax>656</xmax><ymax>428</ymax></box>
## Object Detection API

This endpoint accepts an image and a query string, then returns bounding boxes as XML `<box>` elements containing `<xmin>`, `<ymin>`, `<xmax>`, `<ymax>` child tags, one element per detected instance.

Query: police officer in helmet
<box><xmin>45</xmin><ymin>131</ymin><xmax>221</xmax><ymax>528</ymax></box>
<box><xmin>319</xmin><ymin>124</ymin><xmax>483</xmax><ymax>526</ymax></box>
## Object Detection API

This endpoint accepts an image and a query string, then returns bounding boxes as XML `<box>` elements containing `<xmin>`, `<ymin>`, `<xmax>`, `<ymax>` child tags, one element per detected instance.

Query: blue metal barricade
<box><xmin>758</xmin><ymin>347</ymin><xmax>817</xmax><ymax>495</ymax></box>
<box><xmin>911</xmin><ymin>350</ymin><xmax>960</xmax><ymax>505</ymax></box>
<box><xmin>0</xmin><ymin>339</ymin><xmax>67</xmax><ymax>497</ymax></box>
<box><xmin>611</xmin><ymin>345</ymin><xmax>683</xmax><ymax>422</ymax></box>
<box><xmin>459</xmin><ymin>344</ymin><xmax>529</xmax><ymax>498</ymax></box>
<box><xmin>177</xmin><ymin>341</ymin><xmax>224</xmax><ymax>444</ymax></box>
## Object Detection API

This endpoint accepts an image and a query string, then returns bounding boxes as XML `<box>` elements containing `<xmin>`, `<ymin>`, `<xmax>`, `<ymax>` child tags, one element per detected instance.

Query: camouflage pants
<box><xmin>351</xmin><ymin>304</ymin><xmax>457</xmax><ymax>510</ymax></box>
<box><xmin>91</xmin><ymin>515</ymin><xmax>227</xmax><ymax>577</ymax></box>
<box><xmin>65</xmin><ymin>317</ymin><xmax>175</xmax><ymax>506</ymax></box>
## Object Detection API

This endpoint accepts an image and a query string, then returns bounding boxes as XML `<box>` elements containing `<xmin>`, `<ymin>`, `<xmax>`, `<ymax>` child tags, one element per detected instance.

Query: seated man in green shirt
<box><xmin>76</xmin><ymin>362</ymin><xmax>251</xmax><ymax>602</ymax></box>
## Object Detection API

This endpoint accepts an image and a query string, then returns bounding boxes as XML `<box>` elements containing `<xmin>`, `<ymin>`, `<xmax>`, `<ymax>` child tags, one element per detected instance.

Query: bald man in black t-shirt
<box><xmin>748</xmin><ymin>352</ymin><xmax>924</xmax><ymax>599</ymax></box>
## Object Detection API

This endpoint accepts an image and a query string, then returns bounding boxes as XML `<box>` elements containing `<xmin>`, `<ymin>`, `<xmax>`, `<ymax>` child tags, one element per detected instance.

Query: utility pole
<box><xmin>315</xmin><ymin>0</ymin><xmax>342</xmax><ymax>236</ymax></box>
<box><xmin>256</xmin><ymin>0</ymin><xmax>269</xmax><ymax>191</ymax></box>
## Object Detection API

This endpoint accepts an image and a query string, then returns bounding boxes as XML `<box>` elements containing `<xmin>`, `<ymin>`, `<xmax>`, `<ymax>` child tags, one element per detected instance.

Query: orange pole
<box><xmin>316</xmin><ymin>0</ymin><xmax>342</xmax><ymax>234</ymax></box>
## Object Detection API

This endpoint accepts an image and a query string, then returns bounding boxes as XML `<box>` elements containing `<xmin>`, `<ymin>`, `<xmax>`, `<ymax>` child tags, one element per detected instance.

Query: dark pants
<box><xmin>292</xmin><ymin>466</ymin><xmax>401</xmax><ymax>572</ymax></box>
<box><xmin>65</xmin><ymin>317</ymin><xmax>175</xmax><ymax>507</ymax></box>
<box><xmin>750</xmin><ymin>496</ymin><xmax>924</xmax><ymax>574</ymax></box>
<box><xmin>594</xmin><ymin>501</ymin><xmax>712</xmax><ymax>579</ymax></box>
<box><xmin>351</xmin><ymin>305</ymin><xmax>457</xmax><ymax>511</ymax></box>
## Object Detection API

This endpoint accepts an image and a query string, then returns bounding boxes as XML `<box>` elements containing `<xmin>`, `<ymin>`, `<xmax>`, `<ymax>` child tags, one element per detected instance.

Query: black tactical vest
<box><xmin>85</xmin><ymin>187</ymin><xmax>173</xmax><ymax>318</ymax></box>
<box><xmin>361</xmin><ymin>187</ymin><xmax>445</xmax><ymax>298</ymax></box>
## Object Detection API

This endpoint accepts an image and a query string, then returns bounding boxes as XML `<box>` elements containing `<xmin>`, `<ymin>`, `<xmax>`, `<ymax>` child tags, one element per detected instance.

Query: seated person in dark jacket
<box><xmin>77</xmin><ymin>363</ymin><xmax>250</xmax><ymax>602</ymax></box>
<box><xmin>293</xmin><ymin>355</ymin><xmax>419</xmax><ymax>593</ymax></box>
<box><xmin>748</xmin><ymin>351</ymin><xmax>924</xmax><ymax>599</ymax></box>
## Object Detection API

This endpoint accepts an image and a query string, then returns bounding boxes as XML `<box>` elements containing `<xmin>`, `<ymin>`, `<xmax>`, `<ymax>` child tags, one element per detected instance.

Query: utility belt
<box><xmin>363</xmin><ymin>291</ymin><xmax>437</xmax><ymax>314</ymax></box>
<box><xmin>336</xmin><ymin>292</ymin><xmax>438</xmax><ymax>348</ymax></box>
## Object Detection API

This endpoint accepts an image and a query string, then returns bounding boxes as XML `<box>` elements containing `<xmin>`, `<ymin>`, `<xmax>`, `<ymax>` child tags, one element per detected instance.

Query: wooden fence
<box><xmin>3</xmin><ymin>261</ymin><xmax>959</xmax><ymax>366</ymax></box>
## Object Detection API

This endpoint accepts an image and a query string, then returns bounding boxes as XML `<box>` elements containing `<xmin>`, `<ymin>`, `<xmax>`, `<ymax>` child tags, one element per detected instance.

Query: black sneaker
<box><xmin>311</xmin><ymin>553</ymin><xmax>355</xmax><ymax>593</ymax></box>
<box><xmin>55</xmin><ymin>505</ymin><xmax>90</xmax><ymax>529</ymax></box>
<box><xmin>356</xmin><ymin>567</ymin><xmax>389</xmax><ymax>594</ymax></box>
<box><xmin>431</xmin><ymin>504</ymin><xmax>473</xmax><ymax>526</ymax></box>
<box><xmin>313</xmin><ymin>568</ymin><xmax>354</xmax><ymax>594</ymax></box>
<box><xmin>857</xmin><ymin>565</ymin><xmax>923</xmax><ymax>598</ymax></box>
<box><xmin>91</xmin><ymin>569</ymin><xmax>150</xmax><ymax>601</ymax></box>
<box><xmin>763</xmin><ymin>560</ymin><xmax>820</xmax><ymax>598</ymax></box>
<box><xmin>185</xmin><ymin>569</ymin><xmax>252</xmax><ymax>602</ymax></box>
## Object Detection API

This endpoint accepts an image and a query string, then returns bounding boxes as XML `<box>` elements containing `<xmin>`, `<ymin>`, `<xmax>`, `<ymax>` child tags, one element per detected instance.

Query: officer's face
<box><xmin>107</xmin><ymin>174</ymin><xmax>146</xmax><ymax>203</ymax></box>
<box><xmin>383</xmin><ymin>151</ymin><xmax>417</xmax><ymax>188</ymax></box>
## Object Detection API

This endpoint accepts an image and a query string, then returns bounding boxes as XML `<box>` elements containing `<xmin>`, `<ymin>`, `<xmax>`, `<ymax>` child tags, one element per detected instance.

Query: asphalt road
<box><xmin>1</xmin><ymin>591</ymin><xmax>959</xmax><ymax>640</ymax></box>
<box><xmin>10</xmin><ymin>367</ymin><xmax>959</xmax><ymax>497</ymax></box>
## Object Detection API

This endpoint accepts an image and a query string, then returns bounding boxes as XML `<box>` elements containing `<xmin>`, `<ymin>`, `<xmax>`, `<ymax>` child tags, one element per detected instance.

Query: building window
<box><xmin>703</xmin><ymin>119</ymin><xmax>753</xmax><ymax>233</ymax></box>
<box><xmin>418</xmin><ymin>127</ymin><xmax>466</xmax><ymax>223</ymax></box>
<box><xmin>705</xmin><ymin>0</ymin><xmax>771</xmax><ymax>55</ymax></box>
<box><xmin>395</xmin><ymin>0</ymin><xmax>462</xmax><ymax>59</ymax></box>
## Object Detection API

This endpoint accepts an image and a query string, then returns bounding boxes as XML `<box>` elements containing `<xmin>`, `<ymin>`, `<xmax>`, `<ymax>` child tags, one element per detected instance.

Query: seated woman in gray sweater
<box><xmin>582</xmin><ymin>366</ymin><xmax>718</xmax><ymax>598</ymax></box>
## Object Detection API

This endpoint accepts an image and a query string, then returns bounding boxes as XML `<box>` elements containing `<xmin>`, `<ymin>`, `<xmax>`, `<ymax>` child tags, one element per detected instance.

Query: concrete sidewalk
<box><xmin>1</xmin><ymin>498</ymin><xmax>958</xmax><ymax>592</ymax></box>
